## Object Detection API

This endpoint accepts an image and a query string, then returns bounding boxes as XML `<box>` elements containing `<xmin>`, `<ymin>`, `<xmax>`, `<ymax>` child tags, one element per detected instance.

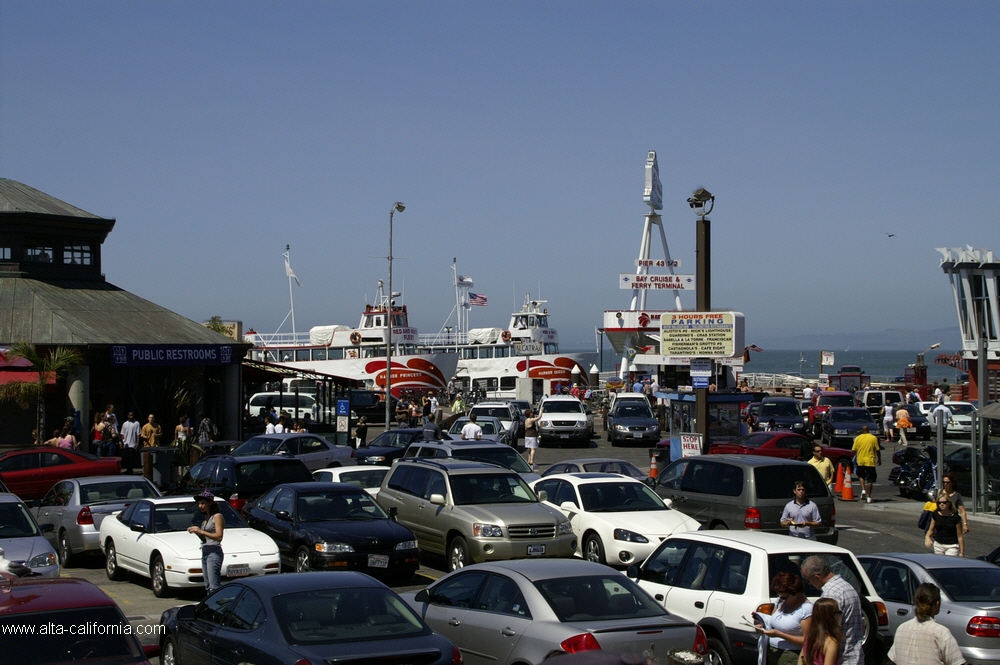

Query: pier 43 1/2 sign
<box><xmin>659</xmin><ymin>312</ymin><xmax>745</xmax><ymax>358</ymax></box>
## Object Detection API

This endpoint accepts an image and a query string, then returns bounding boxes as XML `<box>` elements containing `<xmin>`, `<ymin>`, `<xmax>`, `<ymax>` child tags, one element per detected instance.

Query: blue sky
<box><xmin>2</xmin><ymin>2</ymin><xmax>997</xmax><ymax>349</ymax></box>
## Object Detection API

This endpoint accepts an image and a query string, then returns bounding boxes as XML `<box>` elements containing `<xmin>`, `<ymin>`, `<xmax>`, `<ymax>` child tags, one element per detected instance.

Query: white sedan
<box><xmin>312</xmin><ymin>466</ymin><xmax>389</xmax><ymax>498</ymax></box>
<box><xmin>99</xmin><ymin>496</ymin><xmax>280</xmax><ymax>597</ymax></box>
<box><xmin>530</xmin><ymin>473</ymin><xmax>699</xmax><ymax>568</ymax></box>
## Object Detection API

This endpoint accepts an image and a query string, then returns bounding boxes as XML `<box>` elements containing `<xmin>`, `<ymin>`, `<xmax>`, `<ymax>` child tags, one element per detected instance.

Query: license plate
<box><xmin>368</xmin><ymin>554</ymin><xmax>389</xmax><ymax>569</ymax></box>
<box><xmin>226</xmin><ymin>564</ymin><xmax>250</xmax><ymax>577</ymax></box>
<box><xmin>633</xmin><ymin>432</ymin><xmax>643</xmax><ymax>438</ymax></box>
<box><xmin>560</xmin><ymin>434</ymin><xmax>570</xmax><ymax>439</ymax></box>
<box><xmin>527</xmin><ymin>545</ymin><xmax>545</xmax><ymax>556</ymax></box>
<box><xmin>907</xmin><ymin>427</ymin><xmax>915</xmax><ymax>432</ymax></box>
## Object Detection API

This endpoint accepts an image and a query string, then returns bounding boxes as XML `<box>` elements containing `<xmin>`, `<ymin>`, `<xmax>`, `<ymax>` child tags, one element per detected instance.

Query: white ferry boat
<box><xmin>417</xmin><ymin>272</ymin><xmax>597</xmax><ymax>398</ymax></box>
<box><xmin>244</xmin><ymin>281</ymin><xmax>459</xmax><ymax>396</ymax></box>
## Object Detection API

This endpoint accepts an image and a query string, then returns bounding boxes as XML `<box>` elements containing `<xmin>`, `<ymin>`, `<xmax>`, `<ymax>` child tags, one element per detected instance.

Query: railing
<box><xmin>247</xmin><ymin>332</ymin><xmax>315</xmax><ymax>346</ymax></box>
<box><xmin>740</xmin><ymin>373</ymin><xmax>813</xmax><ymax>389</ymax></box>
<box><xmin>418</xmin><ymin>332</ymin><xmax>476</xmax><ymax>346</ymax></box>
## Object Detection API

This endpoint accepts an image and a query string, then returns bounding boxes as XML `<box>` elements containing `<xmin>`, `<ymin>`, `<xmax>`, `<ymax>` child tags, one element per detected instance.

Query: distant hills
<box><xmin>754</xmin><ymin>326</ymin><xmax>962</xmax><ymax>351</ymax></box>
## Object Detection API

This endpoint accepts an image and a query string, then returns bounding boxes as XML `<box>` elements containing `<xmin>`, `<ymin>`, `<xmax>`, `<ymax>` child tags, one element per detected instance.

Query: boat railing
<box><xmin>418</xmin><ymin>332</ymin><xmax>475</xmax><ymax>346</ymax></box>
<box><xmin>246</xmin><ymin>332</ymin><xmax>315</xmax><ymax>347</ymax></box>
<box><xmin>740</xmin><ymin>373</ymin><xmax>813</xmax><ymax>389</ymax></box>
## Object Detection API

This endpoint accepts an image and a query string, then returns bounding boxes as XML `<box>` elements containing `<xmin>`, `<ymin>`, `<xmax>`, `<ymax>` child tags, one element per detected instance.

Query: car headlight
<box><xmin>793</xmin><ymin>423</ymin><xmax>805</xmax><ymax>429</ymax></box>
<box><xmin>540</xmin><ymin>419</ymin><xmax>552</xmax><ymax>428</ymax></box>
<box><xmin>365</xmin><ymin>455</ymin><xmax>386</xmax><ymax>463</ymax></box>
<box><xmin>28</xmin><ymin>552</ymin><xmax>57</xmax><ymax>568</ymax></box>
<box><xmin>395</xmin><ymin>539</ymin><xmax>418</xmax><ymax>550</ymax></box>
<box><xmin>613</xmin><ymin>528</ymin><xmax>648</xmax><ymax>543</ymax></box>
<box><xmin>315</xmin><ymin>542</ymin><xmax>355</xmax><ymax>553</ymax></box>
<box><xmin>558</xmin><ymin>521</ymin><xmax>574</xmax><ymax>535</ymax></box>
<box><xmin>473</xmin><ymin>523</ymin><xmax>503</xmax><ymax>538</ymax></box>
<box><xmin>615</xmin><ymin>424</ymin><xmax>628</xmax><ymax>431</ymax></box>
<box><xmin>835</xmin><ymin>429</ymin><xmax>848</xmax><ymax>435</ymax></box>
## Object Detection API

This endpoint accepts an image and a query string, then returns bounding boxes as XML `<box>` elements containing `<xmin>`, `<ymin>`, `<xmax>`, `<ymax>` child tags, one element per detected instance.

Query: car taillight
<box><xmin>560</xmin><ymin>633</ymin><xmax>601</xmax><ymax>654</ymax></box>
<box><xmin>351</xmin><ymin>449</ymin><xmax>356</xmax><ymax>458</ymax></box>
<box><xmin>228</xmin><ymin>495</ymin><xmax>247</xmax><ymax>512</ymax></box>
<box><xmin>451</xmin><ymin>645</ymin><xmax>463</xmax><ymax>665</ymax></box>
<box><xmin>292</xmin><ymin>659</ymin><xmax>314</xmax><ymax>665</ymax></box>
<box><xmin>756</xmin><ymin>603</ymin><xmax>775</xmax><ymax>615</ymax></box>
<box><xmin>744</xmin><ymin>508</ymin><xmax>761</xmax><ymax>529</ymax></box>
<box><xmin>873</xmin><ymin>601</ymin><xmax>888</xmax><ymax>627</ymax></box>
<box><xmin>967</xmin><ymin>615</ymin><xmax>1000</xmax><ymax>637</ymax></box>
<box><xmin>76</xmin><ymin>506</ymin><xmax>94</xmax><ymax>525</ymax></box>
<box><xmin>693</xmin><ymin>625</ymin><xmax>708</xmax><ymax>654</ymax></box>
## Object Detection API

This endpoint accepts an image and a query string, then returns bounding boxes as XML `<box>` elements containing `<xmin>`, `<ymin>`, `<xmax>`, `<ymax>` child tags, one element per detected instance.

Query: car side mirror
<box><xmin>644</xmin><ymin>477</ymin><xmax>657</xmax><ymax>489</ymax></box>
<box><xmin>661</xmin><ymin>498</ymin><xmax>674</xmax><ymax>509</ymax></box>
<box><xmin>429</xmin><ymin>493</ymin><xmax>446</xmax><ymax>506</ymax></box>
<box><xmin>414</xmin><ymin>589</ymin><xmax>429</xmax><ymax>603</ymax></box>
<box><xmin>626</xmin><ymin>564</ymin><xmax>640</xmax><ymax>579</ymax></box>
<box><xmin>559</xmin><ymin>501</ymin><xmax>578</xmax><ymax>513</ymax></box>
<box><xmin>275</xmin><ymin>511</ymin><xmax>292</xmax><ymax>521</ymax></box>
<box><xmin>388</xmin><ymin>506</ymin><xmax>399</xmax><ymax>521</ymax></box>
<box><xmin>129</xmin><ymin>522</ymin><xmax>146</xmax><ymax>533</ymax></box>
<box><xmin>536</xmin><ymin>490</ymin><xmax>548</xmax><ymax>503</ymax></box>
<box><xmin>177</xmin><ymin>604</ymin><xmax>197</xmax><ymax>621</ymax></box>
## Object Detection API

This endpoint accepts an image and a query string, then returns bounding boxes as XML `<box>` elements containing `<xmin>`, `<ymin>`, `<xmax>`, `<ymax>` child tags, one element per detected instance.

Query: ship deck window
<box><xmin>495</xmin><ymin>347</ymin><xmax>510</xmax><ymax>358</ymax></box>
<box><xmin>264</xmin><ymin>350</ymin><xmax>279</xmax><ymax>362</ymax></box>
<box><xmin>544</xmin><ymin>343</ymin><xmax>559</xmax><ymax>354</ymax></box>
<box><xmin>500</xmin><ymin>377</ymin><xmax>517</xmax><ymax>390</ymax></box>
<box><xmin>312</xmin><ymin>349</ymin><xmax>327</xmax><ymax>361</ymax></box>
<box><xmin>473</xmin><ymin>378</ymin><xmax>498</xmax><ymax>391</ymax></box>
<box><xmin>479</xmin><ymin>347</ymin><xmax>494</xmax><ymax>359</ymax></box>
<box><xmin>462</xmin><ymin>348</ymin><xmax>478</xmax><ymax>360</ymax></box>
<box><xmin>279</xmin><ymin>350</ymin><xmax>294</xmax><ymax>362</ymax></box>
<box><xmin>329</xmin><ymin>348</ymin><xmax>344</xmax><ymax>360</ymax></box>
<box><xmin>295</xmin><ymin>350</ymin><xmax>310</xmax><ymax>361</ymax></box>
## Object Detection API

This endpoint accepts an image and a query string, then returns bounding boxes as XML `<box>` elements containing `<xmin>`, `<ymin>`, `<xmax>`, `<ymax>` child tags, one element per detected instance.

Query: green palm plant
<box><xmin>0</xmin><ymin>342</ymin><xmax>84</xmax><ymax>443</ymax></box>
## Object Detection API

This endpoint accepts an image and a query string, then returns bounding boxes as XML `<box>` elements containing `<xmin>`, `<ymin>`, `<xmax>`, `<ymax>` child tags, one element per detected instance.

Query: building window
<box><xmin>25</xmin><ymin>246</ymin><xmax>54</xmax><ymax>263</ymax></box>
<box><xmin>0</xmin><ymin>247</ymin><xmax>10</xmax><ymax>261</ymax></box>
<box><xmin>63</xmin><ymin>243</ymin><xmax>93</xmax><ymax>265</ymax></box>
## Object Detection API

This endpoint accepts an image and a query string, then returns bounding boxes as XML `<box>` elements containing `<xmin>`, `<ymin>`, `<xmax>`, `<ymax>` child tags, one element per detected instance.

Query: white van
<box><xmin>246</xmin><ymin>392</ymin><xmax>317</xmax><ymax>420</ymax></box>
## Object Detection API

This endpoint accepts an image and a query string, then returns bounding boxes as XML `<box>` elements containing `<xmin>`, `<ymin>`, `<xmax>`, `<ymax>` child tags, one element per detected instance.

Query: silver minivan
<box><xmin>648</xmin><ymin>454</ymin><xmax>838</xmax><ymax>545</ymax></box>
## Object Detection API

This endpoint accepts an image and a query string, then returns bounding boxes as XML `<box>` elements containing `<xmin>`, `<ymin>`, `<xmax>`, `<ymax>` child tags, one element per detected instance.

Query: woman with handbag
<box><xmin>925</xmin><ymin>491</ymin><xmax>964</xmax><ymax>556</ymax></box>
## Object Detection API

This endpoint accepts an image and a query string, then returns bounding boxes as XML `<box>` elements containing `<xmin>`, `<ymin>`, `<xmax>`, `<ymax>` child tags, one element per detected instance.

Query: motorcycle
<box><xmin>889</xmin><ymin>445</ymin><xmax>939</xmax><ymax>500</ymax></box>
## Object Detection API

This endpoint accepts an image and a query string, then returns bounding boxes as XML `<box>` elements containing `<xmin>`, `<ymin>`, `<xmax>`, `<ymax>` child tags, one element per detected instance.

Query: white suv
<box><xmin>626</xmin><ymin>531</ymin><xmax>889</xmax><ymax>665</ymax></box>
<box><xmin>537</xmin><ymin>395</ymin><xmax>593</xmax><ymax>447</ymax></box>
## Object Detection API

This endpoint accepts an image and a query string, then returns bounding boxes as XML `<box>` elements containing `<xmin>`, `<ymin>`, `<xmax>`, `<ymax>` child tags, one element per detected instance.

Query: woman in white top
<box><xmin>757</xmin><ymin>571</ymin><xmax>813</xmax><ymax>665</ymax></box>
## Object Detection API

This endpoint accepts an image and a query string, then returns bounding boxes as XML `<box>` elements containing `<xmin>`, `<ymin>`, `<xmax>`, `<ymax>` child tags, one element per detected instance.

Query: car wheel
<box><xmin>706</xmin><ymin>637</ymin><xmax>733</xmax><ymax>665</ymax></box>
<box><xmin>861</xmin><ymin>596</ymin><xmax>887</xmax><ymax>664</ymax></box>
<box><xmin>295</xmin><ymin>546</ymin><xmax>312</xmax><ymax>573</ymax></box>
<box><xmin>105</xmin><ymin>540</ymin><xmax>127</xmax><ymax>581</ymax></box>
<box><xmin>583</xmin><ymin>533</ymin><xmax>605</xmax><ymax>565</ymax></box>
<box><xmin>448</xmin><ymin>536</ymin><xmax>470</xmax><ymax>572</ymax></box>
<box><xmin>711</xmin><ymin>522</ymin><xmax>729</xmax><ymax>530</ymax></box>
<box><xmin>57</xmin><ymin>530</ymin><xmax>76</xmax><ymax>568</ymax></box>
<box><xmin>151</xmin><ymin>555</ymin><xmax>172</xmax><ymax>598</ymax></box>
<box><xmin>161</xmin><ymin>636</ymin><xmax>178</xmax><ymax>665</ymax></box>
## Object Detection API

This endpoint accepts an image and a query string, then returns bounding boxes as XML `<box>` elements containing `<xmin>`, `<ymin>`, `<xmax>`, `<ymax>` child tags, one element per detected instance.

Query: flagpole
<box><xmin>285</xmin><ymin>245</ymin><xmax>296</xmax><ymax>337</ymax></box>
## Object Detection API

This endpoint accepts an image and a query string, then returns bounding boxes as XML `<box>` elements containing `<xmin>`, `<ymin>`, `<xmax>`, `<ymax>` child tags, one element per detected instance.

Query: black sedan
<box><xmin>159</xmin><ymin>572</ymin><xmax>459</xmax><ymax>665</ymax></box>
<box><xmin>893</xmin><ymin>404</ymin><xmax>933</xmax><ymax>441</ymax></box>
<box><xmin>242</xmin><ymin>482</ymin><xmax>419</xmax><ymax>583</ymax></box>
<box><xmin>607</xmin><ymin>401</ymin><xmax>661</xmax><ymax>446</ymax></box>
<box><xmin>356</xmin><ymin>428</ymin><xmax>425</xmax><ymax>466</ymax></box>
<box><xmin>820</xmin><ymin>407</ymin><xmax>879</xmax><ymax>447</ymax></box>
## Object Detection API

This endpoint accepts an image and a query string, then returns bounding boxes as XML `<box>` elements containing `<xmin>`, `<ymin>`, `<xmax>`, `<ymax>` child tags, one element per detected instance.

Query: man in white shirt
<box><xmin>119</xmin><ymin>412</ymin><xmax>142</xmax><ymax>475</ymax></box>
<box><xmin>929</xmin><ymin>401</ymin><xmax>952</xmax><ymax>431</ymax></box>
<box><xmin>803</xmin><ymin>385</ymin><xmax>814</xmax><ymax>402</ymax></box>
<box><xmin>461</xmin><ymin>413</ymin><xmax>483</xmax><ymax>440</ymax></box>
<box><xmin>265</xmin><ymin>416</ymin><xmax>276</xmax><ymax>434</ymax></box>
<box><xmin>274</xmin><ymin>416</ymin><xmax>286</xmax><ymax>433</ymax></box>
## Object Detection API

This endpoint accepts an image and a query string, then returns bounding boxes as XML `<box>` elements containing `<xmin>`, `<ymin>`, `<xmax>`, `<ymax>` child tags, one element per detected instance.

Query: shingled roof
<box><xmin>0</xmin><ymin>278</ymin><xmax>234</xmax><ymax>345</ymax></box>
<box><xmin>0</xmin><ymin>178</ymin><xmax>105</xmax><ymax>219</ymax></box>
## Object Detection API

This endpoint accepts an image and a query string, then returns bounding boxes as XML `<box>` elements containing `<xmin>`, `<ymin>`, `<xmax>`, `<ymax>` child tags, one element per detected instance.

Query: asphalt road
<box><xmin>58</xmin><ymin>424</ymin><xmax>1000</xmax><ymax>658</ymax></box>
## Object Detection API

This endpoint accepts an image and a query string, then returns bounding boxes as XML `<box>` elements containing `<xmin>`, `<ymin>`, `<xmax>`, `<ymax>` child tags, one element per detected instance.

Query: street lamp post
<box><xmin>385</xmin><ymin>202</ymin><xmax>406</xmax><ymax>428</ymax></box>
<box><xmin>688</xmin><ymin>188</ymin><xmax>714</xmax><ymax>453</ymax></box>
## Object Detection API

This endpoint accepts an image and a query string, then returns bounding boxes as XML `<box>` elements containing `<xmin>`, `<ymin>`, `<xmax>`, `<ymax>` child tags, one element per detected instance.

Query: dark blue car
<box><xmin>820</xmin><ymin>407</ymin><xmax>878</xmax><ymax>448</ymax></box>
<box><xmin>758</xmin><ymin>396</ymin><xmax>809</xmax><ymax>436</ymax></box>
<box><xmin>159</xmin><ymin>572</ymin><xmax>460</xmax><ymax>665</ymax></box>
<box><xmin>355</xmin><ymin>428</ymin><xmax>426</xmax><ymax>466</ymax></box>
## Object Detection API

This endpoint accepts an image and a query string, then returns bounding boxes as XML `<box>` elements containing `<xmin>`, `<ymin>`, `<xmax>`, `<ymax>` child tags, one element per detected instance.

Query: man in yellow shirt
<box><xmin>852</xmin><ymin>425</ymin><xmax>881</xmax><ymax>504</ymax></box>
<box><xmin>808</xmin><ymin>445</ymin><xmax>836</xmax><ymax>493</ymax></box>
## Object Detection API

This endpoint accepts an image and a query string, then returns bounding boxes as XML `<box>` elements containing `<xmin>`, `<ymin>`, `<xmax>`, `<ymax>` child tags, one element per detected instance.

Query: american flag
<box><xmin>747</xmin><ymin>344</ymin><xmax>764</xmax><ymax>352</ymax></box>
<box><xmin>469</xmin><ymin>293</ymin><xmax>488</xmax><ymax>306</ymax></box>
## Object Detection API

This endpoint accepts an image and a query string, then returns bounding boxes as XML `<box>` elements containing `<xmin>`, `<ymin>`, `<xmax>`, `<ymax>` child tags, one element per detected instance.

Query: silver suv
<box><xmin>648</xmin><ymin>454</ymin><xmax>838</xmax><ymax>545</ymax></box>
<box><xmin>376</xmin><ymin>459</ymin><xmax>576</xmax><ymax>571</ymax></box>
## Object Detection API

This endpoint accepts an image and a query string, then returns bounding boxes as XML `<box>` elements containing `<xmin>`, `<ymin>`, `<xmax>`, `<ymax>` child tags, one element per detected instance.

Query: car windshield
<box><xmin>755</xmin><ymin>466</ymin><xmax>827</xmax><ymax>499</ymax></box>
<box><xmin>830</xmin><ymin>410</ymin><xmax>873</xmax><ymax>423</ymax></box>
<box><xmin>534</xmin><ymin>574</ymin><xmax>667</xmax><ymax>622</ymax></box>
<box><xmin>613</xmin><ymin>403</ymin><xmax>653</xmax><ymax>418</ymax></box>
<box><xmin>471</xmin><ymin>407</ymin><xmax>511</xmax><ymax>420</ymax></box>
<box><xmin>1</xmin><ymin>605</ymin><xmax>144</xmax><ymax>665</ymax></box>
<box><xmin>79</xmin><ymin>480</ymin><xmax>159</xmax><ymax>503</ymax></box>
<box><xmin>947</xmin><ymin>403</ymin><xmax>975</xmax><ymax>415</ymax></box>
<box><xmin>274</xmin><ymin>587</ymin><xmax>428</xmax><ymax>645</ymax></box>
<box><xmin>452</xmin><ymin>448</ymin><xmax>533</xmax><ymax>474</ymax></box>
<box><xmin>818</xmin><ymin>395</ymin><xmax>854</xmax><ymax>407</ymax></box>
<box><xmin>151</xmin><ymin>501</ymin><xmax>247</xmax><ymax>533</ymax></box>
<box><xmin>0</xmin><ymin>501</ymin><xmax>41</xmax><ymax>538</ymax></box>
<box><xmin>542</xmin><ymin>401</ymin><xmax>585</xmax><ymax>414</ymax></box>
<box><xmin>727</xmin><ymin>433</ymin><xmax>773</xmax><ymax>448</ymax></box>
<box><xmin>369</xmin><ymin>432</ymin><xmax>419</xmax><ymax>449</ymax></box>
<box><xmin>450</xmin><ymin>473</ymin><xmax>536</xmax><ymax>505</ymax></box>
<box><xmin>579</xmin><ymin>482</ymin><xmax>666</xmax><ymax>512</ymax></box>
<box><xmin>769</xmin><ymin>553</ymin><xmax>868</xmax><ymax>598</ymax></box>
<box><xmin>929</xmin><ymin>567</ymin><xmax>1000</xmax><ymax>602</ymax></box>
<box><xmin>581</xmin><ymin>462</ymin><xmax>646</xmax><ymax>479</ymax></box>
<box><xmin>449</xmin><ymin>420</ymin><xmax>499</xmax><ymax>436</ymax></box>
<box><xmin>233</xmin><ymin>436</ymin><xmax>282</xmax><ymax>455</ymax></box>
<box><xmin>759</xmin><ymin>402</ymin><xmax>801</xmax><ymax>418</ymax></box>
<box><xmin>297</xmin><ymin>491</ymin><xmax>388</xmax><ymax>521</ymax></box>
<box><xmin>235</xmin><ymin>461</ymin><xmax>313</xmax><ymax>487</ymax></box>
<box><xmin>900</xmin><ymin>404</ymin><xmax>921</xmax><ymax>417</ymax></box>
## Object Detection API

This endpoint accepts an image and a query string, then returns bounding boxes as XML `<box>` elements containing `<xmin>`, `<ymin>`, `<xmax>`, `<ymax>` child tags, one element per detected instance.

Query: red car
<box><xmin>0</xmin><ymin>575</ymin><xmax>158</xmax><ymax>664</ymax></box>
<box><xmin>0</xmin><ymin>448</ymin><xmax>121</xmax><ymax>500</ymax></box>
<box><xmin>807</xmin><ymin>391</ymin><xmax>856</xmax><ymax>438</ymax></box>
<box><xmin>709</xmin><ymin>431</ymin><xmax>855</xmax><ymax>469</ymax></box>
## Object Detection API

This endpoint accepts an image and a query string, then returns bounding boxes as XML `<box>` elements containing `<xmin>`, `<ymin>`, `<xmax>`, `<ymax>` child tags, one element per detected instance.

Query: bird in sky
<box><xmin>886</xmin><ymin>233</ymin><xmax>896</xmax><ymax>237</ymax></box>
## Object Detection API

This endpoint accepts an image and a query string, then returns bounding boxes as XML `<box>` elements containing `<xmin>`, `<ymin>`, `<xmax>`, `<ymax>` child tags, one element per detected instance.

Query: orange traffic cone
<box><xmin>840</xmin><ymin>469</ymin><xmax>855</xmax><ymax>501</ymax></box>
<box><xmin>834</xmin><ymin>464</ymin><xmax>845</xmax><ymax>495</ymax></box>
<box><xmin>649</xmin><ymin>452</ymin><xmax>659</xmax><ymax>479</ymax></box>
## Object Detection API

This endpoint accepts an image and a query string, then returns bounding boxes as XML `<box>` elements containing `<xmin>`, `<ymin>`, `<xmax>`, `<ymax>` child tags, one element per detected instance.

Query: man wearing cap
<box><xmin>188</xmin><ymin>491</ymin><xmax>224</xmax><ymax>594</ymax></box>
